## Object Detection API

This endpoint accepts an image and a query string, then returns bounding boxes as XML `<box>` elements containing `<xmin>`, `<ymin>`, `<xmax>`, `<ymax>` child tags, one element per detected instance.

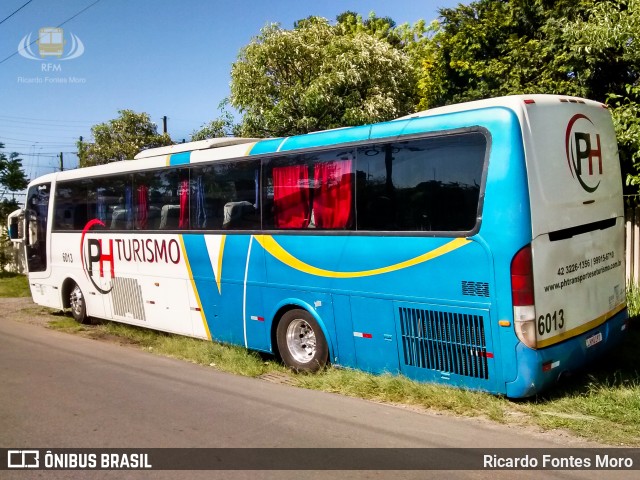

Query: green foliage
<box><xmin>226</xmin><ymin>3</ymin><xmax>640</xmax><ymax>190</ymax></box>
<box><xmin>0</xmin><ymin>143</ymin><xmax>29</xmax><ymax>193</ymax></box>
<box><xmin>411</xmin><ymin>0</ymin><xmax>640</xmax><ymax>192</ymax></box>
<box><xmin>565</xmin><ymin>0</ymin><xmax>640</xmax><ymax>189</ymax></box>
<box><xmin>0</xmin><ymin>144</ymin><xmax>28</xmax><ymax>274</ymax></box>
<box><xmin>0</xmin><ymin>272</ymin><xmax>29</xmax><ymax>296</ymax></box>
<box><xmin>0</xmin><ymin>198</ymin><xmax>21</xmax><ymax>272</ymax></box>
<box><xmin>416</xmin><ymin>0</ymin><xmax>595</xmax><ymax>109</ymax></box>
<box><xmin>190</xmin><ymin>100</ymin><xmax>240</xmax><ymax>141</ymax></box>
<box><xmin>78</xmin><ymin>110</ymin><xmax>173</xmax><ymax>167</ymax></box>
<box><xmin>230</xmin><ymin>16</ymin><xmax>416</xmax><ymax>137</ymax></box>
<box><xmin>608</xmin><ymin>87</ymin><xmax>640</xmax><ymax>188</ymax></box>
<box><xmin>627</xmin><ymin>282</ymin><xmax>640</xmax><ymax>318</ymax></box>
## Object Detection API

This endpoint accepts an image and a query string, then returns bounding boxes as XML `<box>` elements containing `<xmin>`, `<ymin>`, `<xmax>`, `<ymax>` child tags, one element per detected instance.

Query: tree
<box><xmin>0</xmin><ymin>143</ymin><xmax>28</xmax><ymax>273</ymax></box>
<box><xmin>190</xmin><ymin>100</ymin><xmax>240</xmax><ymax>141</ymax></box>
<box><xmin>564</xmin><ymin>0</ymin><xmax>640</xmax><ymax>189</ymax></box>
<box><xmin>0</xmin><ymin>143</ymin><xmax>29</xmax><ymax>195</ymax></box>
<box><xmin>416</xmin><ymin>0</ymin><xmax>597</xmax><ymax>109</ymax></box>
<box><xmin>230</xmin><ymin>16</ymin><xmax>416</xmax><ymax>137</ymax></box>
<box><xmin>412</xmin><ymin>0</ymin><xmax>640</xmax><ymax>192</ymax></box>
<box><xmin>78</xmin><ymin>110</ymin><xmax>173</xmax><ymax>167</ymax></box>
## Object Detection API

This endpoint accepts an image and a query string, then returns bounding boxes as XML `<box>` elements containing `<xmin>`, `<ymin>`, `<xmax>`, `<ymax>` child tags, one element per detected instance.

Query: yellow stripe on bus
<box><xmin>535</xmin><ymin>302</ymin><xmax>627</xmax><ymax>349</ymax></box>
<box><xmin>216</xmin><ymin>235</ymin><xmax>226</xmax><ymax>294</ymax></box>
<box><xmin>253</xmin><ymin>235</ymin><xmax>471</xmax><ymax>278</ymax></box>
<box><xmin>179</xmin><ymin>235</ymin><xmax>212</xmax><ymax>341</ymax></box>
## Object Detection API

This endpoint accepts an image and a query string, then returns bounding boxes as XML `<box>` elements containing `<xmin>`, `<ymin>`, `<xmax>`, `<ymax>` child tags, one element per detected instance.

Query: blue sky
<box><xmin>0</xmin><ymin>0</ymin><xmax>462</xmax><ymax>181</ymax></box>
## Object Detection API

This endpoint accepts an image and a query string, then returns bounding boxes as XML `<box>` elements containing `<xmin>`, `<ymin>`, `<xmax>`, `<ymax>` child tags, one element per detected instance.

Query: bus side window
<box><xmin>103</xmin><ymin>175</ymin><xmax>132</xmax><ymax>230</ymax></box>
<box><xmin>191</xmin><ymin>161</ymin><xmax>260</xmax><ymax>231</ymax></box>
<box><xmin>355</xmin><ymin>134</ymin><xmax>485</xmax><ymax>232</ymax></box>
<box><xmin>264</xmin><ymin>150</ymin><xmax>354</xmax><ymax>230</ymax></box>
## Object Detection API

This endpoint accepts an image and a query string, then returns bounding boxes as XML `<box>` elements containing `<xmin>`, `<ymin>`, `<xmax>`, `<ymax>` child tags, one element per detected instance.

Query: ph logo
<box><xmin>565</xmin><ymin>114</ymin><xmax>603</xmax><ymax>193</ymax></box>
<box><xmin>80</xmin><ymin>219</ymin><xmax>114</xmax><ymax>294</ymax></box>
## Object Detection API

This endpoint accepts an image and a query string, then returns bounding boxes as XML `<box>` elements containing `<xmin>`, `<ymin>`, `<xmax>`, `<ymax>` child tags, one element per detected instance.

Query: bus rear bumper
<box><xmin>505</xmin><ymin>307</ymin><xmax>629</xmax><ymax>398</ymax></box>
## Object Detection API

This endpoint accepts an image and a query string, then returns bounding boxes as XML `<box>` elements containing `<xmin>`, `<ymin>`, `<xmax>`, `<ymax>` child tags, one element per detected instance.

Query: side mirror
<box><xmin>9</xmin><ymin>219</ymin><xmax>19</xmax><ymax>239</ymax></box>
<box><xmin>7</xmin><ymin>209</ymin><xmax>25</xmax><ymax>242</ymax></box>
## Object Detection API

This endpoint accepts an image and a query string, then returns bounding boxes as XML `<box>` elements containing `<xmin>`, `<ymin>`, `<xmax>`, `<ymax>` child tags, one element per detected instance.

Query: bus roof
<box><xmin>401</xmin><ymin>94</ymin><xmax>605</xmax><ymax>120</ymax></box>
<box><xmin>134</xmin><ymin>137</ymin><xmax>259</xmax><ymax>160</ymax></box>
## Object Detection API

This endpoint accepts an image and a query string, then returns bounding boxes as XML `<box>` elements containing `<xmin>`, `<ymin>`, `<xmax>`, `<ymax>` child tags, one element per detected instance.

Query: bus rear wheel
<box><xmin>69</xmin><ymin>283</ymin><xmax>88</xmax><ymax>324</ymax></box>
<box><xmin>276</xmin><ymin>309</ymin><xmax>328</xmax><ymax>373</ymax></box>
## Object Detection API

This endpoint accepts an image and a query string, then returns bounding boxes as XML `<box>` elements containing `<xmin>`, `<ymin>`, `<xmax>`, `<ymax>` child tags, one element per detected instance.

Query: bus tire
<box><xmin>276</xmin><ymin>309</ymin><xmax>328</xmax><ymax>373</ymax></box>
<box><xmin>69</xmin><ymin>283</ymin><xmax>88</xmax><ymax>324</ymax></box>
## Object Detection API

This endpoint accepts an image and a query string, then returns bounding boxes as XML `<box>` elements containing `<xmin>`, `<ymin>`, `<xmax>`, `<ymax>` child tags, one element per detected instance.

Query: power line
<box><xmin>0</xmin><ymin>114</ymin><xmax>99</xmax><ymax>124</ymax></box>
<box><xmin>0</xmin><ymin>135</ymin><xmax>79</xmax><ymax>144</ymax></box>
<box><xmin>0</xmin><ymin>0</ymin><xmax>34</xmax><ymax>27</ymax></box>
<box><xmin>15</xmin><ymin>151</ymin><xmax>78</xmax><ymax>156</ymax></box>
<box><xmin>0</xmin><ymin>119</ymin><xmax>96</xmax><ymax>129</ymax></box>
<box><xmin>0</xmin><ymin>131</ymin><xmax>84</xmax><ymax>140</ymax></box>
<box><xmin>0</xmin><ymin>0</ymin><xmax>102</xmax><ymax>65</ymax></box>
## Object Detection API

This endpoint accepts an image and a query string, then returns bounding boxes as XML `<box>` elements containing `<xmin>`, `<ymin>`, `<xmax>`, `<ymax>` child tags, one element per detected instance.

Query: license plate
<box><xmin>586</xmin><ymin>332</ymin><xmax>603</xmax><ymax>348</ymax></box>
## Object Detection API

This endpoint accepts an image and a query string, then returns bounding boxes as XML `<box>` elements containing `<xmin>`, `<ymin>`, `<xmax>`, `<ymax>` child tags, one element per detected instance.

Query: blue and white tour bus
<box><xmin>8</xmin><ymin>95</ymin><xmax>628</xmax><ymax>397</ymax></box>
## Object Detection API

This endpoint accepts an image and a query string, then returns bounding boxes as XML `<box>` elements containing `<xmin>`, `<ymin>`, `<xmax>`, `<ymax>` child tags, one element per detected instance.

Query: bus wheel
<box><xmin>276</xmin><ymin>309</ymin><xmax>328</xmax><ymax>373</ymax></box>
<box><xmin>69</xmin><ymin>283</ymin><xmax>88</xmax><ymax>324</ymax></box>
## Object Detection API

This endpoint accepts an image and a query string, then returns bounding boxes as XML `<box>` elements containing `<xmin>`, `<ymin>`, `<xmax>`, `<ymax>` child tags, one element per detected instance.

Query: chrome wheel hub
<box><xmin>286</xmin><ymin>318</ymin><xmax>316</xmax><ymax>364</ymax></box>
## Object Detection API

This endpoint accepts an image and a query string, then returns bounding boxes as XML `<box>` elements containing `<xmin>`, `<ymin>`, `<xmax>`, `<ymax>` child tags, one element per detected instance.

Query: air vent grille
<box><xmin>462</xmin><ymin>281</ymin><xmax>489</xmax><ymax>297</ymax></box>
<box><xmin>399</xmin><ymin>307</ymin><xmax>489</xmax><ymax>379</ymax></box>
<box><xmin>111</xmin><ymin>277</ymin><xmax>146</xmax><ymax>321</ymax></box>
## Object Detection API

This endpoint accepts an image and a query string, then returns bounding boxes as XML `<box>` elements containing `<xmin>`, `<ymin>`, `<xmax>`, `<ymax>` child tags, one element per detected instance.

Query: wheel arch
<box><xmin>269</xmin><ymin>298</ymin><xmax>334</xmax><ymax>363</ymax></box>
<box><xmin>60</xmin><ymin>275</ymin><xmax>83</xmax><ymax>309</ymax></box>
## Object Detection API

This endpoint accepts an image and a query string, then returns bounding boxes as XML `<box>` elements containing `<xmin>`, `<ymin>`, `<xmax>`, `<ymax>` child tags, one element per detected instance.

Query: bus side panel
<box><xmin>50</xmin><ymin>232</ymin><xmax>106</xmax><ymax>316</ymax></box>
<box><xmin>349</xmin><ymin>296</ymin><xmax>399</xmax><ymax>374</ymax></box>
<box><xmin>470</xmin><ymin>109</ymin><xmax>531</xmax><ymax>393</ymax></box>
<box><xmin>185</xmin><ymin>234</ymin><xmax>257</xmax><ymax>348</ymax></box>
<box><xmin>331</xmin><ymin>294</ymin><xmax>356</xmax><ymax>366</ymax></box>
<box><xmin>258</xmin><ymin>235</ymin><xmax>498</xmax><ymax>391</ymax></box>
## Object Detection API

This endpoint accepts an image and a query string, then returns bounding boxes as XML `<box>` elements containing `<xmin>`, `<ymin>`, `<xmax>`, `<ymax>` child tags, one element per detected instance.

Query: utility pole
<box><xmin>59</xmin><ymin>152</ymin><xmax>64</xmax><ymax>171</ymax></box>
<box><xmin>162</xmin><ymin>116</ymin><xmax>168</xmax><ymax>134</ymax></box>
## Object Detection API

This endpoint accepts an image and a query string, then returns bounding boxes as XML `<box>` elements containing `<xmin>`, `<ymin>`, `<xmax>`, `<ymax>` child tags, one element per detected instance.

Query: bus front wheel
<box><xmin>276</xmin><ymin>309</ymin><xmax>328</xmax><ymax>373</ymax></box>
<box><xmin>69</xmin><ymin>283</ymin><xmax>88</xmax><ymax>324</ymax></box>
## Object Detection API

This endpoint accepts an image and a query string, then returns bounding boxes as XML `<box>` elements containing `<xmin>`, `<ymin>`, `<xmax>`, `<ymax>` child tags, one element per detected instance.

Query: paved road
<box><xmin>0</xmin><ymin>304</ymin><xmax>630</xmax><ymax>479</ymax></box>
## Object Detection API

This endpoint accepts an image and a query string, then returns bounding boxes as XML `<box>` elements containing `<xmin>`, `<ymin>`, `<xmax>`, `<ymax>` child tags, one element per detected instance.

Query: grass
<box><xmin>48</xmin><ymin>316</ymin><xmax>287</xmax><ymax>378</ymax></box>
<box><xmin>0</xmin><ymin>272</ymin><xmax>30</xmax><ymax>297</ymax></box>
<box><xmin>10</xmin><ymin>275</ymin><xmax>640</xmax><ymax>446</ymax></box>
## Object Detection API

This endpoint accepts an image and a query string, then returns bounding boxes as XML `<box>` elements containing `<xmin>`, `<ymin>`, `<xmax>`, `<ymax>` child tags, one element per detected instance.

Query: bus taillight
<box><xmin>511</xmin><ymin>245</ymin><xmax>537</xmax><ymax>349</ymax></box>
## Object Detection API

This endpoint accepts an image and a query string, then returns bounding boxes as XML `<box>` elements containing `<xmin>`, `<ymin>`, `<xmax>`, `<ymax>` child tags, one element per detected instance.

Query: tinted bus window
<box><xmin>355</xmin><ymin>133</ymin><xmax>486</xmax><ymax>232</ymax></box>
<box><xmin>134</xmin><ymin>169</ymin><xmax>189</xmax><ymax>230</ymax></box>
<box><xmin>55</xmin><ymin>175</ymin><xmax>132</xmax><ymax>231</ymax></box>
<box><xmin>263</xmin><ymin>149</ymin><xmax>355</xmax><ymax>230</ymax></box>
<box><xmin>191</xmin><ymin>161</ymin><xmax>261</xmax><ymax>230</ymax></box>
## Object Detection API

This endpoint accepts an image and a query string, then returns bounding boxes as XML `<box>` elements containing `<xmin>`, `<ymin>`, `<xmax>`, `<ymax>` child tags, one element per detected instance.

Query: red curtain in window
<box><xmin>273</xmin><ymin>165</ymin><xmax>310</xmax><ymax>228</ymax></box>
<box><xmin>136</xmin><ymin>185</ymin><xmax>148</xmax><ymax>229</ymax></box>
<box><xmin>178</xmin><ymin>179</ymin><xmax>189</xmax><ymax>229</ymax></box>
<box><xmin>313</xmin><ymin>160</ymin><xmax>352</xmax><ymax>229</ymax></box>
